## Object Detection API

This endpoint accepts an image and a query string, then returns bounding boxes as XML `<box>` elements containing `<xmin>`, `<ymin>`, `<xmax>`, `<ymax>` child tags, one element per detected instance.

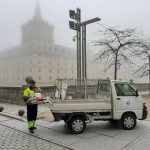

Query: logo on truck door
<box><xmin>121</xmin><ymin>98</ymin><xmax>135</xmax><ymax>108</ymax></box>
<box><xmin>126</xmin><ymin>100</ymin><xmax>131</xmax><ymax>106</ymax></box>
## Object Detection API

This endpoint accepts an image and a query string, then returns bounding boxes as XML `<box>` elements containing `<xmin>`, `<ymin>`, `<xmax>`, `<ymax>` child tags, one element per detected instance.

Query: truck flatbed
<box><xmin>52</xmin><ymin>100</ymin><xmax>111</xmax><ymax>113</ymax></box>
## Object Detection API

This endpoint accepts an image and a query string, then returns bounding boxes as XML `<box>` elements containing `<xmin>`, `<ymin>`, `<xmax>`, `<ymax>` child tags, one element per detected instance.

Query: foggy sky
<box><xmin>0</xmin><ymin>0</ymin><xmax>150</xmax><ymax>51</ymax></box>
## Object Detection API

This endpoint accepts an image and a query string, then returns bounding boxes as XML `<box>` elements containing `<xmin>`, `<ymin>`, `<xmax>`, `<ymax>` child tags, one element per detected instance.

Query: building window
<box><xmin>49</xmin><ymin>76</ymin><xmax>51</xmax><ymax>80</ymax></box>
<box><xmin>39</xmin><ymin>60</ymin><xmax>41</xmax><ymax>64</ymax></box>
<box><xmin>39</xmin><ymin>68</ymin><xmax>41</xmax><ymax>73</ymax></box>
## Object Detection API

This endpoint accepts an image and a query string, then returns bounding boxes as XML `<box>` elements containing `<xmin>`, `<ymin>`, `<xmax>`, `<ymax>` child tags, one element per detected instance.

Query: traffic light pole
<box><xmin>82</xmin><ymin>25</ymin><xmax>86</xmax><ymax>79</ymax></box>
<box><xmin>69</xmin><ymin>8</ymin><xmax>100</xmax><ymax>80</ymax></box>
<box><xmin>76</xmin><ymin>8</ymin><xmax>82</xmax><ymax>80</ymax></box>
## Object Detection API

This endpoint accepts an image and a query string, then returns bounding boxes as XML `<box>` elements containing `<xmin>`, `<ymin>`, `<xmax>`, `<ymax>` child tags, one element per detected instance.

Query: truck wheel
<box><xmin>69</xmin><ymin>116</ymin><xmax>86</xmax><ymax>134</ymax></box>
<box><xmin>121</xmin><ymin>113</ymin><xmax>136</xmax><ymax>130</ymax></box>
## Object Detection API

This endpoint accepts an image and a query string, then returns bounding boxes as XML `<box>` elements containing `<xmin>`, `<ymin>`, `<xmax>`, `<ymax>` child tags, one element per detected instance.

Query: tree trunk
<box><xmin>114</xmin><ymin>53</ymin><xmax>118</xmax><ymax>80</ymax></box>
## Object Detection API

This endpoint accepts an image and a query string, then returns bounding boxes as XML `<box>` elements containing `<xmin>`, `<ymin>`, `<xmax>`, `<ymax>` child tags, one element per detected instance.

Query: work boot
<box><xmin>33</xmin><ymin>126</ymin><xmax>37</xmax><ymax>129</ymax></box>
<box><xmin>29</xmin><ymin>127</ymin><xmax>34</xmax><ymax>133</ymax></box>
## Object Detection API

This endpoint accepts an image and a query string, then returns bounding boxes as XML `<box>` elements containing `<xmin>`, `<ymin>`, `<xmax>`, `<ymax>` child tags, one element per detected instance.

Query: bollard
<box><xmin>0</xmin><ymin>106</ymin><xmax>4</xmax><ymax>112</ymax></box>
<box><xmin>18</xmin><ymin>109</ymin><xmax>25</xmax><ymax>116</ymax></box>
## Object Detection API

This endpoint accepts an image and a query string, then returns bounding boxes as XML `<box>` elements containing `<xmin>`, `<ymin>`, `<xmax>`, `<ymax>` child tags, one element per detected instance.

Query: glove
<box><xmin>23</xmin><ymin>96</ymin><xmax>29</xmax><ymax>103</ymax></box>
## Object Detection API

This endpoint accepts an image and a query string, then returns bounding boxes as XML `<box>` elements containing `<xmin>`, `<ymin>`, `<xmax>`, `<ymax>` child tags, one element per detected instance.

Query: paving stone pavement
<box><xmin>0</xmin><ymin>124</ymin><xmax>70</xmax><ymax>150</ymax></box>
<box><xmin>1</xmin><ymin>102</ymin><xmax>150</xmax><ymax>150</ymax></box>
<box><xmin>1</xmin><ymin>115</ymin><xmax>150</xmax><ymax>150</ymax></box>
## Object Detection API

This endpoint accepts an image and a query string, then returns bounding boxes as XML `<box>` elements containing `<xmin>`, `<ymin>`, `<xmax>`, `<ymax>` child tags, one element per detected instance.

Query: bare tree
<box><xmin>134</xmin><ymin>42</ymin><xmax>150</xmax><ymax>76</ymax></box>
<box><xmin>94</xmin><ymin>25</ymin><xmax>141</xmax><ymax>80</ymax></box>
<box><xmin>134</xmin><ymin>42</ymin><xmax>150</xmax><ymax>94</ymax></box>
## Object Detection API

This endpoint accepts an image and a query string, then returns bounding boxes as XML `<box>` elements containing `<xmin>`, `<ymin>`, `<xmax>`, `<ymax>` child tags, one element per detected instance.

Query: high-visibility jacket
<box><xmin>23</xmin><ymin>87</ymin><xmax>36</xmax><ymax>101</ymax></box>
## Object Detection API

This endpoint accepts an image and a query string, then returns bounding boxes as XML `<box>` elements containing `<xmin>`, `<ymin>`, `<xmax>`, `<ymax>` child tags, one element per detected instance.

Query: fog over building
<box><xmin>0</xmin><ymin>4</ymin><xmax>101</xmax><ymax>86</ymax></box>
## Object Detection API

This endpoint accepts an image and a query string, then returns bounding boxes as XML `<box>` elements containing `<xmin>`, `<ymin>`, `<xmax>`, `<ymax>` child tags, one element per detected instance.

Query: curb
<box><xmin>0</xmin><ymin>112</ymin><xmax>26</xmax><ymax>122</ymax></box>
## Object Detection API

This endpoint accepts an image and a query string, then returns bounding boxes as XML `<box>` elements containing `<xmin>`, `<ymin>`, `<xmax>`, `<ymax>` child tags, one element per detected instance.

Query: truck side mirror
<box><xmin>136</xmin><ymin>89</ymin><xmax>139</xmax><ymax>97</ymax></box>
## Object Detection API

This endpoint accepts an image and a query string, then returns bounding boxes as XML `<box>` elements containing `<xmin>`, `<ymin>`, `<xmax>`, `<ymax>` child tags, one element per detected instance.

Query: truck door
<box><xmin>113</xmin><ymin>82</ymin><xmax>143</xmax><ymax>119</ymax></box>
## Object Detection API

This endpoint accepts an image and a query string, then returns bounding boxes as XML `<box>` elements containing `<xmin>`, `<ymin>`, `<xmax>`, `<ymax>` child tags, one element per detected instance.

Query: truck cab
<box><xmin>49</xmin><ymin>79</ymin><xmax>147</xmax><ymax>134</ymax></box>
<box><xmin>112</xmin><ymin>80</ymin><xmax>147</xmax><ymax>130</ymax></box>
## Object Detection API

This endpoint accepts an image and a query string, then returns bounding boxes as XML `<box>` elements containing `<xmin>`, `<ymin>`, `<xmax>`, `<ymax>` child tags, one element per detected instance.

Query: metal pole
<box><xmin>82</xmin><ymin>25</ymin><xmax>86</xmax><ymax>79</ymax></box>
<box><xmin>76</xmin><ymin>8</ymin><xmax>81</xmax><ymax>80</ymax></box>
<box><xmin>78</xmin><ymin>9</ymin><xmax>81</xmax><ymax>79</ymax></box>
<box><xmin>148</xmin><ymin>55</ymin><xmax>150</xmax><ymax>95</ymax></box>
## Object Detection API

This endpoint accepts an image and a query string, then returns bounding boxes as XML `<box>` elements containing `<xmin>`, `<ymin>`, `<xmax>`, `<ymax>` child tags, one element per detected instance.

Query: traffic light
<box><xmin>69</xmin><ymin>9</ymin><xmax>80</xmax><ymax>30</ymax></box>
<box><xmin>69</xmin><ymin>21</ymin><xmax>77</xmax><ymax>30</ymax></box>
<box><xmin>69</xmin><ymin>10</ymin><xmax>77</xmax><ymax>20</ymax></box>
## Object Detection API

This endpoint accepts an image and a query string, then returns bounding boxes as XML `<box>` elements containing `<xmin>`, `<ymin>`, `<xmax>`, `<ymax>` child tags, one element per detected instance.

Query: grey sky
<box><xmin>0</xmin><ymin>0</ymin><xmax>150</xmax><ymax>50</ymax></box>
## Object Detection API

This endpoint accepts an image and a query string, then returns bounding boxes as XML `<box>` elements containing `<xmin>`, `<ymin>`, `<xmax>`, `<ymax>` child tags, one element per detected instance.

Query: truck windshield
<box><xmin>115</xmin><ymin>83</ymin><xmax>137</xmax><ymax>96</ymax></box>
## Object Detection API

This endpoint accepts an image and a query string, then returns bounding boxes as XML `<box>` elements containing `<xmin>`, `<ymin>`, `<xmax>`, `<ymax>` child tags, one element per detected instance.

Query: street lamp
<box><xmin>69</xmin><ymin>8</ymin><xmax>81</xmax><ymax>80</ymax></box>
<box><xmin>69</xmin><ymin>8</ymin><xmax>101</xmax><ymax>79</ymax></box>
<box><xmin>80</xmin><ymin>17</ymin><xmax>101</xmax><ymax>79</ymax></box>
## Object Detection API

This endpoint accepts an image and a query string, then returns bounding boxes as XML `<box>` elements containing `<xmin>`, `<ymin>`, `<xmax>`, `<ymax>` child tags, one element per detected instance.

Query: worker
<box><xmin>23</xmin><ymin>80</ymin><xmax>38</xmax><ymax>133</ymax></box>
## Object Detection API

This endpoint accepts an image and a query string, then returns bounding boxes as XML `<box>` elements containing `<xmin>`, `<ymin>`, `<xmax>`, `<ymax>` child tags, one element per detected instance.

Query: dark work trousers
<box><xmin>27</xmin><ymin>104</ymin><xmax>38</xmax><ymax>122</ymax></box>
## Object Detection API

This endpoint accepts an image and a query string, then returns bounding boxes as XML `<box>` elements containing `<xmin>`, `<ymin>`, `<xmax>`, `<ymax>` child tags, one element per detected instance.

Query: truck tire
<box><xmin>121</xmin><ymin>113</ymin><xmax>136</xmax><ymax>130</ymax></box>
<box><xmin>68</xmin><ymin>116</ymin><xmax>86</xmax><ymax>134</ymax></box>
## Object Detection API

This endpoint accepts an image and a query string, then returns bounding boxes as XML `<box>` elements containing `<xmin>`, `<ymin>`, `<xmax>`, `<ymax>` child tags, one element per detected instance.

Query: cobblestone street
<box><xmin>0</xmin><ymin>124</ymin><xmax>70</xmax><ymax>150</ymax></box>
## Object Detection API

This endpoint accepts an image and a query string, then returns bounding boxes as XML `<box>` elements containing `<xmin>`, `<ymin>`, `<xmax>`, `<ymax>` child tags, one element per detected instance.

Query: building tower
<box><xmin>20</xmin><ymin>3</ymin><xmax>56</xmax><ymax>84</ymax></box>
<box><xmin>21</xmin><ymin>3</ymin><xmax>54</xmax><ymax>53</ymax></box>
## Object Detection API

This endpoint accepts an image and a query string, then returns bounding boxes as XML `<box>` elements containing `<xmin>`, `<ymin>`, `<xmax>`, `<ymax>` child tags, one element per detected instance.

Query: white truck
<box><xmin>48</xmin><ymin>79</ymin><xmax>147</xmax><ymax>134</ymax></box>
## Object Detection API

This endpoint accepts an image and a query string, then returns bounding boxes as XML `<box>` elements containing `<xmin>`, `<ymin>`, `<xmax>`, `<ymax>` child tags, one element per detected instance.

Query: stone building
<box><xmin>0</xmin><ymin>4</ymin><xmax>101</xmax><ymax>86</ymax></box>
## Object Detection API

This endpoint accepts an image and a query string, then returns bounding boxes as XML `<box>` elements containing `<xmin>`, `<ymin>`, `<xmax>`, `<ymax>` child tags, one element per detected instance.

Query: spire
<box><xmin>33</xmin><ymin>0</ymin><xmax>42</xmax><ymax>20</ymax></box>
